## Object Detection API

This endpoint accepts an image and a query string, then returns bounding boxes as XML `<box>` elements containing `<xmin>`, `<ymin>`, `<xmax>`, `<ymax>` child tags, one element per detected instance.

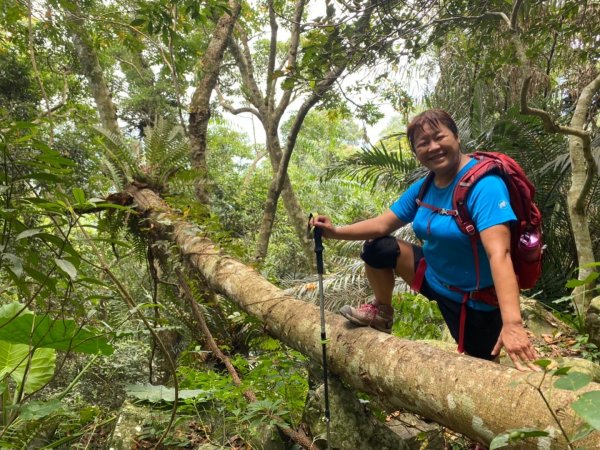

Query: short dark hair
<box><xmin>406</xmin><ymin>109</ymin><xmax>458</xmax><ymax>152</ymax></box>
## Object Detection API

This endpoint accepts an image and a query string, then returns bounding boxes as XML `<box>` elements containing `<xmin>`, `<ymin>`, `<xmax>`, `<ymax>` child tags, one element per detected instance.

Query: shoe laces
<box><xmin>358</xmin><ymin>303</ymin><xmax>379</xmax><ymax>315</ymax></box>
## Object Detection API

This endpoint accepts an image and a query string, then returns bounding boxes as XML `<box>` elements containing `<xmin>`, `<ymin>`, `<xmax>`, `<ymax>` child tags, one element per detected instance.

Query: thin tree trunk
<box><xmin>252</xmin><ymin>0</ymin><xmax>375</xmax><ymax>263</ymax></box>
<box><xmin>188</xmin><ymin>0</ymin><xmax>241</xmax><ymax>205</ymax></box>
<box><xmin>565</xmin><ymin>72</ymin><xmax>600</xmax><ymax>312</ymax></box>
<box><xmin>68</xmin><ymin>2</ymin><xmax>120</xmax><ymax>135</ymax></box>
<box><xmin>254</xmin><ymin>132</ymin><xmax>313</xmax><ymax>264</ymax></box>
<box><xmin>255</xmin><ymin>65</ymin><xmax>348</xmax><ymax>262</ymax></box>
<box><xmin>124</xmin><ymin>184</ymin><xmax>600</xmax><ymax>449</ymax></box>
<box><xmin>225</xmin><ymin>0</ymin><xmax>314</xmax><ymax>262</ymax></box>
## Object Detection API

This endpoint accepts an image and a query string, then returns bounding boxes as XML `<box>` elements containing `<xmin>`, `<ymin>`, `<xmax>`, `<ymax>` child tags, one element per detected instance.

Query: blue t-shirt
<box><xmin>390</xmin><ymin>158</ymin><xmax>516</xmax><ymax>310</ymax></box>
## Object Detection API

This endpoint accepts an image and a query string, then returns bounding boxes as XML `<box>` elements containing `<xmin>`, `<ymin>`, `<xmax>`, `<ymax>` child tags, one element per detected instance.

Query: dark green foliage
<box><xmin>173</xmin><ymin>338</ymin><xmax>308</xmax><ymax>444</ymax></box>
<box><xmin>0</xmin><ymin>50</ymin><xmax>40</xmax><ymax>120</ymax></box>
<box><xmin>391</xmin><ymin>293</ymin><xmax>445</xmax><ymax>340</ymax></box>
<box><xmin>473</xmin><ymin>111</ymin><xmax>599</xmax><ymax>303</ymax></box>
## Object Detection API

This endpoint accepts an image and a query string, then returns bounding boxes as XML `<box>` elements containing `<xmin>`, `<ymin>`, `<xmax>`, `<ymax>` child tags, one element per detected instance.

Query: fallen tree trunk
<box><xmin>126</xmin><ymin>185</ymin><xmax>599</xmax><ymax>449</ymax></box>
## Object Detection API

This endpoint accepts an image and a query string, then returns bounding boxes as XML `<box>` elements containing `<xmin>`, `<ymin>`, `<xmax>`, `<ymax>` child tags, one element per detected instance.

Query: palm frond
<box><xmin>322</xmin><ymin>141</ymin><xmax>425</xmax><ymax>191</ymax></box>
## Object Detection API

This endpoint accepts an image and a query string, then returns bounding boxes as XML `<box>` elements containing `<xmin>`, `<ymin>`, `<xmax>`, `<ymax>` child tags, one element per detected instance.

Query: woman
<box><xmin>313</xmin><ymin>109</ymin><xmax>538</xmax><ymax>371</ymax></box>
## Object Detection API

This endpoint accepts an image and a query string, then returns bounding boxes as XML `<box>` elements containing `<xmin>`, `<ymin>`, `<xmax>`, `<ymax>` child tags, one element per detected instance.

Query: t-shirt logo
<box><xmin>498</xmin><ymin>200</ymin><xmax>508</xmax><ymax>209</ymax></box>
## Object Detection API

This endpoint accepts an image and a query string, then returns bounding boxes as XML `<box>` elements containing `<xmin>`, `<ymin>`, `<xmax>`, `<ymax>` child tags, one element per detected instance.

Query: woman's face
<box><xmin>412</xmin><ymin>122</ymin><xmax>462</xmax><ymax>177</ymax></box>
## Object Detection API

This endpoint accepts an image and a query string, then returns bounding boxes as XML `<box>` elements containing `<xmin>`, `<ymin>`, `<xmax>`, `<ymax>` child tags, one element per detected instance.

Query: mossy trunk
<box><xmin>125</xmin><ymin>185</ymin><xmax>600</xmax><ymax>449</ymax></box>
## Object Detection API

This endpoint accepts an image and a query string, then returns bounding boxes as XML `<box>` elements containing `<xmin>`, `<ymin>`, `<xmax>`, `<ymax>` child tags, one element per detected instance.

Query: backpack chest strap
<box><xmin>415</xmin><ymin>199</ymin><xmax>459</xmax><ymax>217</ymax></box>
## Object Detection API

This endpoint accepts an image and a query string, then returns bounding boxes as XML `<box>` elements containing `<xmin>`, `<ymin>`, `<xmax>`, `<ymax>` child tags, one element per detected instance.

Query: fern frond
<box><xmin>141</xmin><ymin>119</ymin><xmax>191</xmax><ymax>191</ymax></box>
<box><xmin>93</xmin><ymin>126</ymin><xmax>139</xmax><ymax>184</ymax></box>
<box><xmin>101</xmin><ymin>157</ymin><xmax>128</xmax><ymax>191</ymax></box>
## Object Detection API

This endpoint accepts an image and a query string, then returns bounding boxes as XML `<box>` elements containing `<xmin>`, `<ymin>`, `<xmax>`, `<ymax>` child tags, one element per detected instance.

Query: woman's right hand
<box><xmin>311</xmin><ymin>214</ymin><xmax>337</xmax><ymax>239</ymax></box>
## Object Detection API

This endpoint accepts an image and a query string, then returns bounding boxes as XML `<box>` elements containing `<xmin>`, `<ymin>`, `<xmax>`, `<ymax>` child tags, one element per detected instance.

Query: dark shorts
<box><xmin>411</xmin><ymin>245</ymin><xmax>503</xmax><ymax>360</ymax></box>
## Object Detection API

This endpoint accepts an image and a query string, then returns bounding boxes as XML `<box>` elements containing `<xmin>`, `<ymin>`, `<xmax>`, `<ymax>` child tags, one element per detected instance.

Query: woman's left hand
<box><xmin>492</xmin><ymin>323</ymin><xmax>540</xmax><ymax>371</ymax></box>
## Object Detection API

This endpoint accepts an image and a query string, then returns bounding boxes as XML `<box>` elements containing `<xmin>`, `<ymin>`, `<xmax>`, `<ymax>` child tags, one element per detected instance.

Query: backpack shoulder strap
<box><xmin>452</xmin><ymin>153</ymin><xmax>502</xmax><ymax>235</ymax></box>
<box><xmin>416</xmin><ymin>171</ymin><xmax>436</xmax><ymax>205</ymax></box>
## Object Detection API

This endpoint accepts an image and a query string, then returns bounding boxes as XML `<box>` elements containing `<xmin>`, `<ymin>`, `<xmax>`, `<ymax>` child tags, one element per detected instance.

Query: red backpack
<box><xmin>416</xmin><ymin>151</ymin><xmax>543</xmax><ymax>291</ymax></box>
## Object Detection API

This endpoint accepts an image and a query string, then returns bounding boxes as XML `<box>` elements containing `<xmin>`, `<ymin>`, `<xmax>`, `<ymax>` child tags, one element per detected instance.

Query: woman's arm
<box><xmin>313</xmin><ymin>210</ymin><xmax>405</xmax><ymax>240</ymax></box>
<box><xmin>479</xmin><ymin>224</ymin><xmax>539</xmax><ymax>371</ymax></box>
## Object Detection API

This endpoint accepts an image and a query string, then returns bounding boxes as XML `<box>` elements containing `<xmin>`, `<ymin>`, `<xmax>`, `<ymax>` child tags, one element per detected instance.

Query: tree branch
<box><xmin>216</xmin><ymin>86</ymin><xmax>262</xmax><ymax>118</ymax></box>
<box><xmin>265</xmin><ymin>0</ymin><xmax>278</xmax><ymax>111</ymax></box>
<box><xmin>520</xmin><ymin>77</ymin><xmax>592</xmax><ymax>142</ymax></box>
<box><xmin>430</xmin><ymin>11</ymin><xmax>510</xmax><ymax>28</ymax></box>
<box><xmin>571</xmin><ymin>72</ymin><xmax>600</xmax><ymax>211</ymax></box>
<box><xmin>510</xmin><ymin>0</ymin><xmax>524</xmax><ymax>30</ymax></box>
<box><xmin>28</xmin><ymin>0</ymin><xmax>54</xmax><ymax>143</ymax></box>
<box><xmin>227</xmin><ymin>33</ymin><xmax>266</xmax><ymax>113</ymax></box>
<box><xmin>274</xmin><ymin>0</ymin><xmax>306</xmax><ymax>121</ymax></box>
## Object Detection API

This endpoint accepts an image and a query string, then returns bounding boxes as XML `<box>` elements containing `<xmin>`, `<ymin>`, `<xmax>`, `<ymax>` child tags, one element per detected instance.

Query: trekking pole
<box><xmin>308</xmin><ymin>214</ymin><xmax>331</xmax><ymax>448</ymax></box>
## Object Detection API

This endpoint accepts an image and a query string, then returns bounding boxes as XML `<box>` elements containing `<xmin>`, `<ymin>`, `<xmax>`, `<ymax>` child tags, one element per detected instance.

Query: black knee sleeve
<box><xmin>360</xmin><ymin>235</ymin><xmax>400</xmax><ymax>269</ymax></box>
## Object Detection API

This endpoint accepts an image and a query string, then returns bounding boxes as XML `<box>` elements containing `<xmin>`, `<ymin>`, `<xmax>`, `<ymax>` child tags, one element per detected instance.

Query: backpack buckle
<box><xmin>465</xmin><ymin>224</ymin><xmax>476</xmax><ymax>234</ymax></box>
<box><xmin>439</xmin><ymin>208</ymin><xmax>458</xmax><ymax>216</ymax></box>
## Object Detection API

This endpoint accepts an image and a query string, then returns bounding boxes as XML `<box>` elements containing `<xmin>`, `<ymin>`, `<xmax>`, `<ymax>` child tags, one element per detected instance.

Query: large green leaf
<box><xmin>11</xmin><ymin>346</ymin><xmax>55</xmax><ymax>393</ymax></box>
<box><xmin>0</xmin><ymin>303</ymin><xmax>113</xmax><ymax>355</ymax></box>
<box><xmin>0</xmin><ymin>340</ymin><xmax>55</xmax><ymax>393</ymax></box>
<box><xmin>0</xmin><ymin>340</ymin><xmax>28</xmax><ymax>379</ymax></box>
<box><xmin>572</xmin><ymin>391</ymin><xmax>600</xmax><ymax>431</ymax></box>
<box><xmin>554</xmin><ymin>372</ymin><xmax>592</xmax><ymax>391</ymax></box>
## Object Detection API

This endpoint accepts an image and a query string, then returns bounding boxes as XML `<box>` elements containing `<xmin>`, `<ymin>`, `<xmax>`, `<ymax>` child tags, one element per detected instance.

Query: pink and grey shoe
<box><xmin>339</xmin><ymin>302</ymin><xmax>393</xmax><ymax>333</ymax></box>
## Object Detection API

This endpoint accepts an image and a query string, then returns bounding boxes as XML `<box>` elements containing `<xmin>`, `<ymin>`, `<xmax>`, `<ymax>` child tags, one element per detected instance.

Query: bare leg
<box><xmin>364</xmin><ymin>267</ymin><xmax>395</xmax><ymax>306</ymax></box>
<box><xmin>339</xmin><ymin>239</ymin><xmax>420</xmax><ymax>333</ymax></box>
<box><xmin>365</xmin><ymin>240</ymin><xmax>417</xmax><ymax>307</ymax></box>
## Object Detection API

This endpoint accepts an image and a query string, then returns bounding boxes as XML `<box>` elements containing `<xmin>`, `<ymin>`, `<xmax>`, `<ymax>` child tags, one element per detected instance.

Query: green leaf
<box><xmin>72</xmin><ymin>188</ymin><xmax>86</xmax><ymax>204</ymax></box>
<box><xmin>571</xmin><ymin>423</ymin><xmax>594</xmax><ymax>442</ymax></box>
<box><xmin>490</xmin><ymin>428</ymin><xmax>549</xmax><ymax>449</ymax></box>
<box><xmin>15</xmin><ymin>229</ymin><xmax>43</xmax><ymax>241</ymax></box>
<box><xmin>534</xmin><ymin>359</ymin><xmax>552</xmax><ymax>369</ymax></box>
<box><xmin>554</xmin><ymin>372</ymin><xmax>592</xmax><ymax>391</ymax></box>
<box><xmin>281</xmin><ymin>77</ymin><xmax>296</xmax><ymax>90</ymax></box>
<box><xmin>0</xmin><ymin>341</ymin><xmax>56</xmax><ymax>393</ymax></box>
<box><xmin>54</xmin><ymin>258</ymin><xmax>77</xmax><ymax>280</ymax></box>
<box><xmin>0</xmin><ymin>303</ymin><xmax>113</xmax><ymax>355</ymax></box>
<box><xmin>0</xmin><ymin>340</ymin><xmax>28</xmax><ymax>379</ymax></box>
<box><xmin>11</xmin><ymin>346</ymin><xmax>55</xmax><ymax>393</ymax></box>
<box><xmin>566</xmin><ymin>272</ymin><xmax>599</xmax><ymax>288</ymax></box>
<box><xmin>552</xmin><ymin>366</ymin><xmax>571</xmax><ymax>376</ymax></box>
<box><xmin>1</xmin><ymin>253</ymin><xmax>23</xmax><ymax>278</ymax></box>
<box><xmin>125</xmin><ymin>384</ymin><xmax>211</xmax><ymax>403</ymax></box>
<box><xmin>19</xmin><ymin>399</ymin><xmax>63</xmax><ymax>420</ymax></box>
<box><xmin>572</xmin><ymin>391</ymin><xmax>600</xmax><ymax>430</ymax></box>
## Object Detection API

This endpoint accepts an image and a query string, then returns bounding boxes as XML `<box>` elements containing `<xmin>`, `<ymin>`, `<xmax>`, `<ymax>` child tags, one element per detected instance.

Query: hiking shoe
<box><xmin>339</xmin><ymin>302</ymin><xmax>393</xmax><ymax>333</ymax></box>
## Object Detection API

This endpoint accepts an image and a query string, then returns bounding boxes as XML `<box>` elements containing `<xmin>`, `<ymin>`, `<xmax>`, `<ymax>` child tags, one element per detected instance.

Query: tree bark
<box><xmin>68</xmin><ymin>2</ymin><xmax>120</xmax><ymax>135</ymax></box>
<box><xmin>188</xmin><ymin>0</ymin><xmax>241</xmax><ymax>206</ymax></box>
<box><xmin>565</xmin><ymin>72</ymin><xmax>600</xmax><ymax>312</ymax></box>
<box><xmin>124</xmin><ymin>184</ymin><xmax>600</xmax><ymax>449</ymax></box>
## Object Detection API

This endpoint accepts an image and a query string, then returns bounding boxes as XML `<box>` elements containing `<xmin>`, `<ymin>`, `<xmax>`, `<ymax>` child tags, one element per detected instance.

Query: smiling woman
<box><xmin>312</xmin><ymin>109</ymin><xmax>540</xmax><ymax>372</ymax></box>
<box><xmin>407</xmin><ymin>109</ymin><xmax>470</xmax><ymax>187</ymax></box>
